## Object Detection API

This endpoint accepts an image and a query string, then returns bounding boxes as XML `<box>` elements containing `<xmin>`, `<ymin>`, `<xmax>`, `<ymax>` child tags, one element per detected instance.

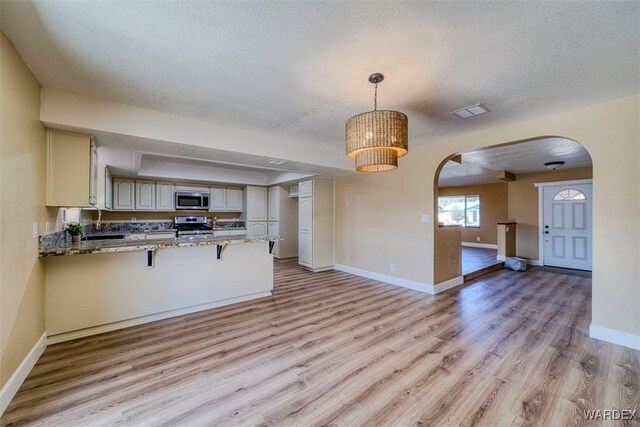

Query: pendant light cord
<box><xmin>373</xmin><ymin>83</ymin><xmax>378</xmax><ymax>111</ymax></box>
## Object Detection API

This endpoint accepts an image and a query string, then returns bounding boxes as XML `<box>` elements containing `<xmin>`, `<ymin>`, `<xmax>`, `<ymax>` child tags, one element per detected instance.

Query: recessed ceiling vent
<box><xmin>265</xmin><ymin>159</ymin><xmax>288</xmax><ymax>165</ymax></box>
<box><xmin>451</xmin><ymin>104</ymin><xmax>489</xmax><ymax>119</ymax></box>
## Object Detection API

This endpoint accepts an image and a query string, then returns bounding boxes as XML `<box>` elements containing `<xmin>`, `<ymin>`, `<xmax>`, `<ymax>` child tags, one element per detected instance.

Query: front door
<box><xmin>542</xmin><ymin>183</ymin><xmax>592</xmax><ymax>270</ymax></box>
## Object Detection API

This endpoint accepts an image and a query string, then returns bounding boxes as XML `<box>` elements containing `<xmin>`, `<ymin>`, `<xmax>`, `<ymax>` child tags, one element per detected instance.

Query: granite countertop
<box><xmin>40</xmin><ymin>235</ymin><xmax>282</xmax><ymax>257</ymax></box>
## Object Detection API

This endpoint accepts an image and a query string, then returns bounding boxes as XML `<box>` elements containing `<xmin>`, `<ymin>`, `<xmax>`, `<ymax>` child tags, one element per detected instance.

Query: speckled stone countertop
<box><xmin>40</xmin><ymin>235</ymin><xmax>282</xmax><ymax>257</ymax></box>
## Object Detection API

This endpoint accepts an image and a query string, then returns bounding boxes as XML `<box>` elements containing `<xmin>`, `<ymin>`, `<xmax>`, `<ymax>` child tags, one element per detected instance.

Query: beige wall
<box><xmin>507</xmin><ymin>167</ymin><xmax>592</xmax><ymax>260</ymax></box>
<box><xmin>0</xmin><ymin>32</ymin><xmax>48</xmax><ymax>388</ymax></box>
<box><xmin>335</xmin><ymin>95</ymin><xmax>640</xmax><ymax>338</ymax></box>
<box><xmin>438</xmin><ymin>183</ymin><xmax>508</xmax><ymax>245</ymax></box>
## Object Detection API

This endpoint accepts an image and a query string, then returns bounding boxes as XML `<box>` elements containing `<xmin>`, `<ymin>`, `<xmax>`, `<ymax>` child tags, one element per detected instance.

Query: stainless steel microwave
<box><xmin>175</xmin><ymin>191</ymin><xmax>210</xmax><ymax>210</ymax></box>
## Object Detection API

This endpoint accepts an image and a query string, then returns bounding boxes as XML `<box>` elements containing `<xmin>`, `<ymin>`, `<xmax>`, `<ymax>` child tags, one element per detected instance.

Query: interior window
<box><xmin>552</xmin><ymin>188</ymin><xmax>586</xmax><ymax>201</ymax></box>
<box><xmin>438</xmin><ymin>195</ymin><xmax>480</xmax><ymax>227</ymax></box>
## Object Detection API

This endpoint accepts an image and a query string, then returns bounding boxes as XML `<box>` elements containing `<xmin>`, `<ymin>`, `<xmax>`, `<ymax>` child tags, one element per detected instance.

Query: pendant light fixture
<box><xmin>345</xmin><ymin>73</ymin><xmax>408</xmax><ymax>172</ymax></box>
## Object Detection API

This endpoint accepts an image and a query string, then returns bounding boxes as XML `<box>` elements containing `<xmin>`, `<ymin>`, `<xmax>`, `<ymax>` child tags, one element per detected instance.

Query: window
<box><xmin>552</xmin><ymin>188</ymin><xmax>586</xmax><ymax>201</ymax></box>
<box><xmin>438</xmin><ymin>195</ymin><xmax>480</xmax><ymax>227</ymax></box>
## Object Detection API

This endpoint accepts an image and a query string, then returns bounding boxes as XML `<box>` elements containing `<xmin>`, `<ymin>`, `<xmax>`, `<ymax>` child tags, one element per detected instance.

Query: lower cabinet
<box><xmin>298</xmin><ymin>232</ymin><xmax>312</xmax><ymax>267</ymax></box>
<box><xmin>246</xmin><ymin>222</ymin><xmax>267</xmax><ymax>237</ymax></box>
<box><xmin>268</xmin><ymin>221</ymin><xmax>279</xmax><ymax>258</ymax></box>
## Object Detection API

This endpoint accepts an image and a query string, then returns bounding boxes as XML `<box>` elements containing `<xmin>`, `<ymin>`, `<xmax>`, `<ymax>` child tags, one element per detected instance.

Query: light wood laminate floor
<box><xmin>2</xmin><ymin>262</ymin><xmax>638</xmax><ymax>426</ymax></box>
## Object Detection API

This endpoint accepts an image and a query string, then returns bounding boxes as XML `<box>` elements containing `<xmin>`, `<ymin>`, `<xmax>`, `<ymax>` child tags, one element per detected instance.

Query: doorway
<box><xmin>539</xmin><ymin>180</ymin><xmax>593</xmax><ymax>271</ymax></box>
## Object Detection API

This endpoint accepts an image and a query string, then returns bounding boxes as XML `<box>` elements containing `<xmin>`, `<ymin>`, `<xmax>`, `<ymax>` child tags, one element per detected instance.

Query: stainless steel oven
<box><xmin>175</xmin><ymin>191</ymin><xmax>210</xmax><ymax>210</ymax></box>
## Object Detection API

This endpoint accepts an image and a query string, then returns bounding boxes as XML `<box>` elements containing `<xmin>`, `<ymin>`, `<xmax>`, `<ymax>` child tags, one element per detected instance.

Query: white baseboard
<box><xmin>462</xmin><ymin>242</ymin><xmax>498</xmax><ymax>250</ymax></box>
<box><xmin>0</xmin><ymin>332</ymin><xmax>47</xmax><ymax>416</ymax></box>
<box><xmin>47</xmin><ymin>291</ymin><xmax>272</xmax><ymax>345</ymax></box>
<box><xmin>589</xmin><ymin>324</ymin><xmax>640</xmax><ymax>350</ymax></box>
<box><xmin>333</xmin><ymin>264</ymin><xmax>434</xmax><ymax>294</ymax></box>
<box><xmin>432</xmin><ymin>275</ymin><xmax>465</xmax><ymax>294</ymax></box>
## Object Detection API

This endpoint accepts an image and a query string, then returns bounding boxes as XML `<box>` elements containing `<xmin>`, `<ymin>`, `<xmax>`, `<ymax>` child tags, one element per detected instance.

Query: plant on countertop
<box><xmin>65</xmin><ymin>222</ymin><xmax>84</xmax><ymax>236</ymax></box>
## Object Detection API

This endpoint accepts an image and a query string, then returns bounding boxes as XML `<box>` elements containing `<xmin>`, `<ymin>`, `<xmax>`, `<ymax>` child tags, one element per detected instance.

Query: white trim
<box><xmin>47</xmin><ymin>291</ymin><xmax>272</xmax><ymax>345</ymax></box>
<box><xmin>533</xmin><ymin>178</ymin><xmax>593</xmax><ymax>188</ymax></box>
<box><xmin>590</xmin><ymin>324</ymin><xmax>640</xmax><ymax>350</ymax></box>
<box><xmin>333</xmin><ymin>264</ymin><xmax>434</xmax><ymax>294</ymax></box>
<box><xmin>461</xmin><ymin>242</ymin><xmax>498</xmax><ymax>250</ymax></box>
<box><xmin>497</xmin><ymin>255</ymin><xmax>506</xmax><ymax>261</ymax></box>
<box><xmin>0</xmin><ymin>333</ymin><xmax>47</xmax><ymax>416</ymax></box>
<box><xmin>432</xmin><ymin>275</ymin><xmax>465</xmax><ymax>294</ymax></box>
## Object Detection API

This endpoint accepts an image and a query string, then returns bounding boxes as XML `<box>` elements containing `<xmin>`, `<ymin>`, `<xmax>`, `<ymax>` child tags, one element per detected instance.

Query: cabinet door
<box><xmin>268</xmin><ymin>222</ymin><xmax>279</xmax><ymax>257</ymax></box>
<box><xmin>298</xmin><ymin>180</ymin><xmax>313</xmax><ymax>198</ymax></box>
<box><xmin>210</xmin><ymin>186</ymin><xmax>227</xmax><ymax>211</ymax></box>
<box><xmin>46</xmin><ymin>129</ymin><xmax>92</xmax><ymax>207</ymax></box>
<box><xmin>113</xmin><ymin>179</ymin><xmax>135</xmax><ymax>210</ymax></box>
<box><xmin>155</xmin><ymin>182</ymin><xmax>175</xmax><ymax>211</ymax></box>
<box><xmin>246</xmin><ymin>187</ymin><xmax>268</xmax><ymax>221</ymax></box>
<box><xmin>104</xmin><ymin>167</ymin><xmax>113</xmax><ymax>210</ymax></box>
<box><xmin>135</xmin><ymin>180</ymin><xmax>156</xmax><ymax>210</ymax></box>
<box><xmin>299</xmin><ymin>232</ymin><xmax>312</xmax><ymax>267</ymax></box>
<box><xmin>226</xmin><ymin>187</ymin><xmax>243</xmax><ymax>211</ymax></box>
<box><xmin>268</xmin><ymin>187</ymin><xmax>279</xmax><ymax>221</ymax></box>
<box><xmin>247</xmin><ymin>222</ymin><xmax>267</xmax><ymax>237</ymax></box>
<box><xmin>298</xmin><ymin>198</ymin><xmax>313</xmax><ymax>234</ymax></box>
<box><xmin>89</xmin><ymin>140</ymin><xmax>98</xmax><ymax>205</ymax></box>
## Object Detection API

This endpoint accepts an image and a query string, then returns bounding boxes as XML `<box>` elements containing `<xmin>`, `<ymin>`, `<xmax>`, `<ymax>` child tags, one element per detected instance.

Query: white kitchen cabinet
<box><xmin>226</xmin><ymin>187</ymin><xmax>243</xmax><ymax>211</ymax></box>
<box><xmin>104</xmin><ymin>167</ymin><xmax>113</xmax><ymax>210</ymax></box>
<box><xmin>135</xmin><ymin>180</ymin><xmax>156</xmax><ymax>210</ymax></box>
<box><xmin>210</xmin><ymin>186</ymin><xmax>243</xmax><ymax>212</ymax></box>
<box><xmin>46</xmin><ymin>129</ymin><xmax>98</xmax><ymax>207</ymax></box>
<box><xmin>247</xmin><ymin>222</ymin><xmax>267</xmax><ymax>237</ymax></box>
<box><xmin>268</xmin><ymin>221</ymin><xmax>280</xmax><ymax>257</ymax></box>
<box><xmin>298</xmin><ymin>198</ymin><xmax>313</xmax><ymax>233</ymax></box>
<box><xmin>155</xmin><ymin>182</ymin><xmax>175</xmax><ymax>211</ymax></box>
<box><xmin>298</xmin><ymin>179</ymin><xmax>334</xmax><ymax>271</ymax></box>
<box><xmin>210</xmin><ymin>186</ymin><xmax>227</xmax><ymax>211</ymax></box>
<box><xmin>113</xmin><ymin>179</ymin><xmax>135</xmax><ymax>210</ymax></box>
<box><xmin>244</xmin><ymin>186</ymin><xmax>268</xmax><ymax>221</ymax></box>
<box><xmin>268</xmin><ymin>186</ymin><xmax>279</xmax><ymax>221</ymax></box>
<box><xmin>298</xmin><ymin>232</ymin><xmax>312</xmax><ymax>267</ymax></box>
<box><xmin>298</xmin><ymin>180</ymin><xmax>313</xmax><ymax>198</ymax></box>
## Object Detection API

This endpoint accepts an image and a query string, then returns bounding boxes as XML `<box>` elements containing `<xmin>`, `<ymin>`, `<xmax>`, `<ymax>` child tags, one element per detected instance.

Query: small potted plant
<box><xmin>65</xmin><ymin>223</ymin><xmax>84</xmax><ymax>243</ymax></box>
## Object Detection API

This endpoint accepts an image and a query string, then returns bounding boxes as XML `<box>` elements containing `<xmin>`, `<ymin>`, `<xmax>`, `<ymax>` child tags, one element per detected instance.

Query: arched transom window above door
<box><xmin>552</xmin><ymin>188</ymin><xmax>586</xmax><ymax>201</ymax></box>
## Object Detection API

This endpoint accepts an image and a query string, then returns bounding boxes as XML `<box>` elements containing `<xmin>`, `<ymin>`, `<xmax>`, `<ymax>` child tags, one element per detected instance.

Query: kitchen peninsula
<box><xmin>41</xmin><ymin>232</ymin><xmax>280</xmax><ymax>343</ymax></box>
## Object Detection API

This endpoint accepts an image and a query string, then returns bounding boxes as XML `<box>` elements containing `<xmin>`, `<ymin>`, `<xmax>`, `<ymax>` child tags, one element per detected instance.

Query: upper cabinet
<box><xmin>104</xmin><ymin>167</ymin><xmax>113</xmax><ymax>210</ymax></box>
<box><xmin>135</xmin><ymin>181</ymin><xmax>156</xmax><ymax>210</ymax></box>
<box><xmin>268</xmin><ymin>186</ymin><xmax>279</xmax><ymax>221</ymax></box>
<box><xmin>155</xmin><ymin>182</ymin><xmax>175</xmax><ymax>211</ymax></box>
<box><xmin>209</xmin><ymin>186</ymin><xmax>243</xmax><ymax>212</ymax></box>
<box><xmin>46</xmin><ymin>129</ymin><xmax>97</xmax><ymax>207</ymax></box>
<box><xmin>113</xmin><ymin>179</ymin><xmax>135</xmax><ymax>210</ymax></box>
<box><xmin>245</xmin><ymin>186</ymin><xmax>268</xmax><ymax>221</ymax></box>
<box><xmin>226</xmin><ymin>187</ymin><xmax>243</xmax><ymax>211</ymax></box>
<box><xmin>298</xmin><ymin>180</ymin><xmax>313</xmax><ymax>198</ymax></box>
<box><xmin>210</xmin><ymin>186</ymin><xmax>227</xmax><ymax>211</ymax></box>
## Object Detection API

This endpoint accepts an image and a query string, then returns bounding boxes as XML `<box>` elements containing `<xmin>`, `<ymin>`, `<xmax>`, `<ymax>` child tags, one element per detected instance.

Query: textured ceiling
<box><xmin>438</xmin><ymin>137</ymin><xmax>592</xmax><ymax>187</ymax></box>
<box><xmin>2</xmin><ymin>0</ymin><xmax>639</xmax><ymax>152</ymax></box>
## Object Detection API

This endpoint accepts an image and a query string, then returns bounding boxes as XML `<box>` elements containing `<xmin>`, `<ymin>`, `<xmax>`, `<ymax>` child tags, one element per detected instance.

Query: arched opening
<box><xmin>433</xmin><ymin>136</ymin><xmax>593</xmax><ymax>285</ymax></box>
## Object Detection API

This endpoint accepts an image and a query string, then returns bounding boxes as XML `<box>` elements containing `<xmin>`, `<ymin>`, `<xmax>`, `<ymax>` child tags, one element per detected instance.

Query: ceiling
<box><xmin>2</xmin><ymin>0</ymin><xmax>639</xmax><ymax>155</ymax></box>
<box><xmin>438</xmin><ymin>137</ymin><xmax>592</xmax><ymax>187</ymax></box>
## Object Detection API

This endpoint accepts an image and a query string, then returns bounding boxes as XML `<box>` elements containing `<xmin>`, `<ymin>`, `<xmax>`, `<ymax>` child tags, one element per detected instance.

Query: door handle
<box><xmin>544</xmin><ymin>231</ymin><xmax>549</xmax><ymax>234</ymax></box>
<box><xmin>544</xmin><ymin>225</ymin><xmax>549</xmax><ymax>229</ymax></box>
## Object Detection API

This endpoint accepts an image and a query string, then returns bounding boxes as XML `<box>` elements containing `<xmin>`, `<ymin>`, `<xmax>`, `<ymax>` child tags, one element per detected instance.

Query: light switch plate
<box><xmin>421</xmin><ymin>214</ymin><xmax>430</xmax><ymax>223</ymax></box>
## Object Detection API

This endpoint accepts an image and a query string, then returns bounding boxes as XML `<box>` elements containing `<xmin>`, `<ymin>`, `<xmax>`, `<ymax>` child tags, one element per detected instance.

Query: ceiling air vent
<box><xmin>451</xmin><ymin>104</ymin><xmax>489</xmax><ymax>119</ymax></box>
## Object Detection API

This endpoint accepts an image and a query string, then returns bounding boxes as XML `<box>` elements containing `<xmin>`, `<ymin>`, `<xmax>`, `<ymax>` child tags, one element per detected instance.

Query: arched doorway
<box><xmin>433</xmin><ymin>136</ymin><xmax>593</xmax><ymax>285</ymax></box>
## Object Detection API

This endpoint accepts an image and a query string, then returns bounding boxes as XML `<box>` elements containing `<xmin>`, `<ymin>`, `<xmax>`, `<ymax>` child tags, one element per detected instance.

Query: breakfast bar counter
<box><xmin>43</xmin><ymin>235</ymin><xmax>280</xmax><ymax>343</ymax></box>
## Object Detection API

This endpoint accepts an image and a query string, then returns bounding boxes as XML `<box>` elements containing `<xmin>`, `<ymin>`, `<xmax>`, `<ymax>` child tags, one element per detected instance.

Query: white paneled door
<box><xmin>542</xmin><ymin>183</ymin><xmax>592</xmax><ymax>270</ymax></box>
